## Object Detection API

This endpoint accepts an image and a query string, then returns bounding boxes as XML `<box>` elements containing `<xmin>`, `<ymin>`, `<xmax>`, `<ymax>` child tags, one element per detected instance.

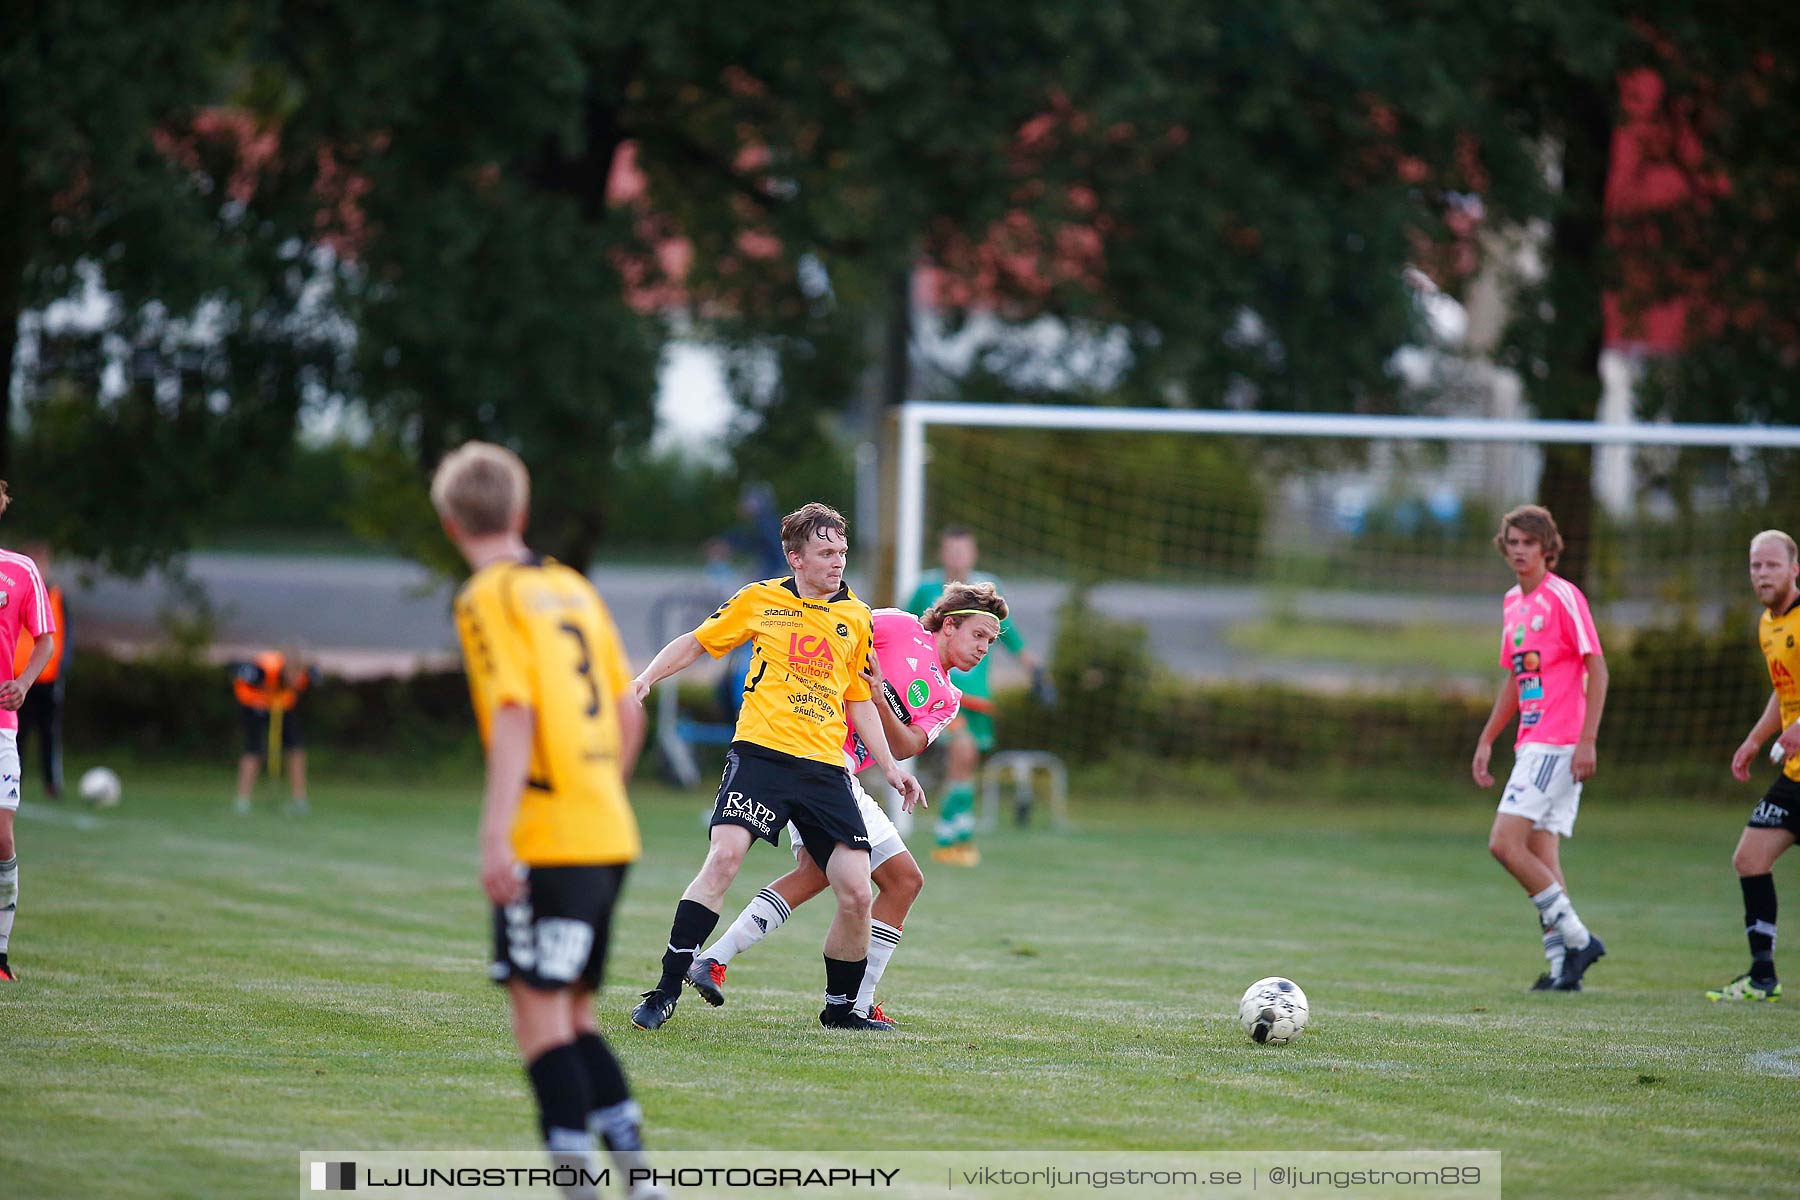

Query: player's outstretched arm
<box><xmin>617</xmin><ymin>691</ymin><xmax>647</xmax><ymax>778</ymax></box>
<box><xmin>848</xmin><ymin>695</ymin><xmax>926</xmax><ymax>812</ymax></box>
<box><xmin>479</xmin><ymin>703</ymin><xmax>534</xmax><ymax>905</ymax></box>
<box><xmin>1471</xmin><ymin>675</ymin><xmax>1519</xmax><ymax>788</ymax></box>
<box><xmin>630</xmin><ymin>633</ymin><xmax>706</xmax><ymax>702</ymax></box>
<box><xmin>1733</xmin><ymin>691</ymin><xmax>1784</xmax><ymax>782</ymax></box>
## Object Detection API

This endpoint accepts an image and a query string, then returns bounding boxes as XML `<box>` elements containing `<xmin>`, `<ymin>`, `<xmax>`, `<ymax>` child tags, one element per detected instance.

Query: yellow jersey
<box><xmin>1760</xmin><ymin>599</ymin><xmax>1800</xmax><ymax>783</ymax></box>
<box><xmin>453</xmin><ymin>555</ymin><xmax>641</xmax><ymax>865</ymax></box>
<box><xmin>694</xmin><ymin>577</ymin><xmax>874</xmax><ymax>765</ymax></box>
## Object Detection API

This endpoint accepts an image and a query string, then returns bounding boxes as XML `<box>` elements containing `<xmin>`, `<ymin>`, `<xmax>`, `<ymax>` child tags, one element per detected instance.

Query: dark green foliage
<box><xmin>65</xmin><ymin>652</ymin><xmax>475</xmax><ymax>759</ymax></box>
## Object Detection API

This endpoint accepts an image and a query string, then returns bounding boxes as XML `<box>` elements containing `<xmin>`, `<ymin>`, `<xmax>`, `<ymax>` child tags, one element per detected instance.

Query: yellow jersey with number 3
<box><xmin>694</xmin><ymin>577</ymin><xmax>874</xmax><ymax>765</ymax></box>
<box><xmin>454</xmin><ymin>556</ymin><xmax>641</xmax><ymax>865</ymax></box>
<box><xmin>1759</xmin><ymin>599</ymin><xmax>1800</xmax><ymax>783</ymax></box>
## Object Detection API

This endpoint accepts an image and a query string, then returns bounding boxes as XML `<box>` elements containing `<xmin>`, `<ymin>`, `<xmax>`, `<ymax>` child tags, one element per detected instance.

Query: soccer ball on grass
<box><xmin>1238</xmin><ymin>976</ymin><xmax>1309</xmax><ymax>1045</ymax></box>
<box><xmin>79</xmin><ymin>766</ymin><xmax>122</xmax><ymax>808</ymax></box>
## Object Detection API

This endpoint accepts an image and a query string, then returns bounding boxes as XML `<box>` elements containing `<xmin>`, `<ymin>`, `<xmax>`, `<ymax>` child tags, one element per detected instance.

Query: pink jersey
<box><xmin>0</xmin><ymin>549</ymin><xmax>54</xmax><ymax>733</ymax></box>
<box><xmin>845</xmin><ymin>609</ymin><xmax>961</xmax><ymax>773</ymax></box>
<box><xmin>1499</xmin><ymin>572</ymin><xmax>1602</xmax><ymax>747</ymax></box>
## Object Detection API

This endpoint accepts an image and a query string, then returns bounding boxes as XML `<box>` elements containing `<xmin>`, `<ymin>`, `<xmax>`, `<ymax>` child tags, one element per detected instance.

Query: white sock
<box><xmin>854</xmin><ymin>919</ymin><xmax>902</xmax><ymax>1016</ymax></box>
<box><xmin>1531</xmin><ymin>882</ymin><xmax>1591</xmax><ymax>952</ymax></box>
<box><xmin>1541</xmin><ymin>927</ymin><xmax>1565</xmax><ymax>981</ymax></box>
<box><xmin>700</xmin><ymin>888</ymin><xmax>790</xmax><ymax>966</ymax></box>
<box><xmin>0</xmin><ymin>856</ymin><xmax>16</xmax><ymax>954</ymax></box>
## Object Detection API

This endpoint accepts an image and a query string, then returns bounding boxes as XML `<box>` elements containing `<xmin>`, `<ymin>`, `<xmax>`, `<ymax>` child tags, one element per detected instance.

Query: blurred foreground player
<box><xmin>0</xmin><ymin>484</ymin><xmax>58</xmax><ymax>983</ymax></box>
<box><xmin>435</xmin><ymin>442</ymin><xmax>664</xmax><ymax>1199</ymax></box>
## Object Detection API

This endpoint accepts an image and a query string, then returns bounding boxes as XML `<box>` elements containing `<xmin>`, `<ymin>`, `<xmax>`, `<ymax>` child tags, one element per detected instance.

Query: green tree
<box><xmin>1</xmin><ymin>2</ymin><xmax>353</xmax><ymax>573</ymax></box>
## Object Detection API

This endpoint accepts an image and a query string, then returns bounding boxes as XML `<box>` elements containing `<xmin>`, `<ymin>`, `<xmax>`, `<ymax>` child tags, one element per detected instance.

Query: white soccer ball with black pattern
<box><xmin>1238</xmin><ymin>976</ymin><xmax>1309</xmax><ymax>1045</ymax></box>
<box><xmin>79</xmin><ymin>766</ymin><xmax>122</xmax><ymax>808</ymax></box>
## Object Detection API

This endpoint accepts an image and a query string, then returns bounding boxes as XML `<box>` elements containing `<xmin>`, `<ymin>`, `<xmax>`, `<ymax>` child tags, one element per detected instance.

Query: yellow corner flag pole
<box><xmin>268</xmin><ymin>707</ymin><xmax>283</xmax><ymax>779</ymax></box>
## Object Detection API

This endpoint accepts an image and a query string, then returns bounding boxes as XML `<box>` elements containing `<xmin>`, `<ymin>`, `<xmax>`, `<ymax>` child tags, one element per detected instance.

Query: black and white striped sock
<box><xmin>701</xmin><ymin>888</ymin><xmax>791</xmax><ymax>966</ymax></box>
<box><xmin>855</xmin><ymin>920</ymin><xmax>902</xmax><ymax>1016</ymax></box>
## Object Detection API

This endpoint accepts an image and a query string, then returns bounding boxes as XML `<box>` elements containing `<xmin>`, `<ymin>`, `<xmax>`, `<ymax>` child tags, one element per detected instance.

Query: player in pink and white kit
<box><xmin>1471</xmin><ymin>505</ymin><xmax>1610</xmax><ymax>992</ymax></box>
<box><xmin>684</xmin><ymin>583</ymin><xmax>1007</xmax><ymax>1024</ymax></box>
<box><xmin>0</xmin><ymin>482</ymin><xmax>59</xmax><ymax>983</ymax></box>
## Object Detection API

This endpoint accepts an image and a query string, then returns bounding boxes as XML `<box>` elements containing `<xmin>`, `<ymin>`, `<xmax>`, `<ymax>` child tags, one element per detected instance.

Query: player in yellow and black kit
<box><xmin>628</xmin><ymin>502</ymin><xmax>924</xmax><ymax>1032</ymax></box>
<box><xmin>1714</xmin><ymin>529</ymin><xmax>1800</xmax><ymax>1002</ymax></box>
<box><xmin>433</xmin><ymin>442</ymin><xmax>666</xmax><ymax>1200</ymax></box>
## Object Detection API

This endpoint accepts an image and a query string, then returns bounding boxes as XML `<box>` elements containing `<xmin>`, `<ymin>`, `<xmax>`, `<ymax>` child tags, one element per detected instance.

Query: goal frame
<box><xmin>892</xmin><ymin>401</ymin><xmax>1800</xmax><ymax>603</ymax></box>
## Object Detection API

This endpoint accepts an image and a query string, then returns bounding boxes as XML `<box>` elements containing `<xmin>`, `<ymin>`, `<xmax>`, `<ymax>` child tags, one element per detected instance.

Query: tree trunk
<box><xmin>1532</xmin><ymin>75</ymin><xmax>1616</xmax><ymax>590</ymax></box>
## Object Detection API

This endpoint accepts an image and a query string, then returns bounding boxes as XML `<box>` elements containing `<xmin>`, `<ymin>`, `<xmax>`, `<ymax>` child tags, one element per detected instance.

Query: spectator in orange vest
<box><xmin>13</xmin><ymin>543</ymin><xmax>66</xmax><ymax>800</ymax></box>
<box><xmin>231</xmin><ymin>649</ymin><xmax>312</xmax><ymax>814</ymax></box>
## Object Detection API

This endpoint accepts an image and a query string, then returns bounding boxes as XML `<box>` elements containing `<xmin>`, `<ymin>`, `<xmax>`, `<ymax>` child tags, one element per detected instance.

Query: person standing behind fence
<box><xmin>903</xmin><ymin>525</ymin><xmax>1052</xmax><ymax>866</ymax></box>
<box><xmin>231</xmin><ymin>649</ymin><xmax>312</xmax><ymax>815</ymax></box>
<box><xmin>13</xmin><ymin>543</ymin><xmax>66</xmax><ymax>800</ymax></box>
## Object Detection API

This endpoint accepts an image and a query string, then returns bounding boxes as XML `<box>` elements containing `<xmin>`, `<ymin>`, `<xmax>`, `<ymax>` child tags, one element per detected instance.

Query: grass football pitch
<box><xmin>5</xmin><ymin>761</ymin><xmax>1795</xmax><ymax>1199</ymax></box>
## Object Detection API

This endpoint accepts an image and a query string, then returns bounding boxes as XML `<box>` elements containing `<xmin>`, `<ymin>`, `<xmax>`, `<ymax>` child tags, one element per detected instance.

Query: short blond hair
<box><xmin>430</xmin><ymin>442</ymin><xmax>530</xmax><ymax>536</ymax></box>
<box><xmin>1751</xmin><ymin>529</ymin><xmax>1798</xmax><ymax>563</ymax></box>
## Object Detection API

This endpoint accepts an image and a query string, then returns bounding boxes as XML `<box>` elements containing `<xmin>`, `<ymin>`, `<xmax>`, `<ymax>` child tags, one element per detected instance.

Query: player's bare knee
<box><xmin>1733</xmin><ymin>845</ymin><xmax>1772</xmax><ymax>876</ymax></box>
<box><xmin>836</xmin><ymin>884</ymin><xmax>873</xmax><ymax>920</ymax></box>
<box><xmin>829</xmin><ymin>866</ymin><xmax>873</xmax><ymax>916</ymax></box>
<box><xmin>878</xmin><ymin>858</ymin><xmax>924</xmax><ymax>906</ymax></box>
<box><xmin>0</xmin><ymin>831</ymin><xmax>13</xmax><ymax>860</ymax></box>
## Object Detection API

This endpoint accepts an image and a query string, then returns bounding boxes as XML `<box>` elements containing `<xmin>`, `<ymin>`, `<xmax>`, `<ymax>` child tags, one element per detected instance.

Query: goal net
<box><xmin>892</xmin><ymin>403</ymin><xmax>1800</xmax><ymax>798</ymax></box>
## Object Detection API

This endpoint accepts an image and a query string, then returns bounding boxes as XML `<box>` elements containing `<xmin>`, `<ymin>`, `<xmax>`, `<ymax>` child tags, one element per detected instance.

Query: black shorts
<box><xmin>240</xmin><ymin>705</ymin><xmax>304</xmax><ymax>756</ymax></box>
<box><xmin>711</xmin><ymin>741</ymin><xmax>870</xmax><ymax>872</ymax></box>
<box><xmin>491</xmin><ymin>863</ymin><xmax>629</xmax><ymax>991</ymax></box>
<box><xmin>1749</xmin><ymin>774</ymin><xmax>1800</xmax><ymax>835</ymax></box>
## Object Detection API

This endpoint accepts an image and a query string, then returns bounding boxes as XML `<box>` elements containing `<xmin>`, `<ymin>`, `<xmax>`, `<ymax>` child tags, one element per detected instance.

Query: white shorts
<box><xmin>0</xmin><ymin>728</ymin><xmax>18</xmax><ymax>811</ymax></box>
<box><xmin>790</xmin><ymin>774</ymin><xmax>907</xmax><ymax>870</ymax></box>
<box><xmin>1498</xmin><ymin>743</ymin><xmax>1582</xmax><ymax>838</ymax></box>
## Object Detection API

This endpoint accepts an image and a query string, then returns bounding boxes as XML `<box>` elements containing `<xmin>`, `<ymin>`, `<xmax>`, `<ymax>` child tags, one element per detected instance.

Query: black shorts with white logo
<box><xmin>711</xmin><ymin>740</ymin><xmax>870</xmax><ymax>871</ymax></box>
<box><xmin>491</xmin><ymin>863</ymin><xmax>629</xmax><ymax>991</ymax></box>
<box><xmin>1749</xmin><ymin>774</ymin><xmax>1800</xmax><ymax>835</ymax></box>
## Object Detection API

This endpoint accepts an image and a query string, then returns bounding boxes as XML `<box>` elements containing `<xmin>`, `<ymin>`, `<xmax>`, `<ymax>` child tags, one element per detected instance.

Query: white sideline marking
<box><xmin>1747</xmin><ymin>1046</ymin><xmax>1800</xmax><ymax>1077</ymax></box>
<box><xmin>15</xmin><ymin>805</ymin><xmax>100</xmax><ymax>830</ymax></box>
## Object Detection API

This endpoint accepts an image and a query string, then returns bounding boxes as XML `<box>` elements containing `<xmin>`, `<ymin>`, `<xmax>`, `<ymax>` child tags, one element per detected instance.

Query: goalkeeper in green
<box><xmin>903</xmin><ymin>526</ymin><xmax>1053</xmax><ymax>865</ymax></box>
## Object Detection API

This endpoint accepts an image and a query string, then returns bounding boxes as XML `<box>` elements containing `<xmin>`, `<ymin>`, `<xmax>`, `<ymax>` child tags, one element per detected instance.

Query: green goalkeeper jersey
<box><xmin>903</xmin><ymin>569</ymin><xmax>1026</xmax><ymax>698</ymax></box>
